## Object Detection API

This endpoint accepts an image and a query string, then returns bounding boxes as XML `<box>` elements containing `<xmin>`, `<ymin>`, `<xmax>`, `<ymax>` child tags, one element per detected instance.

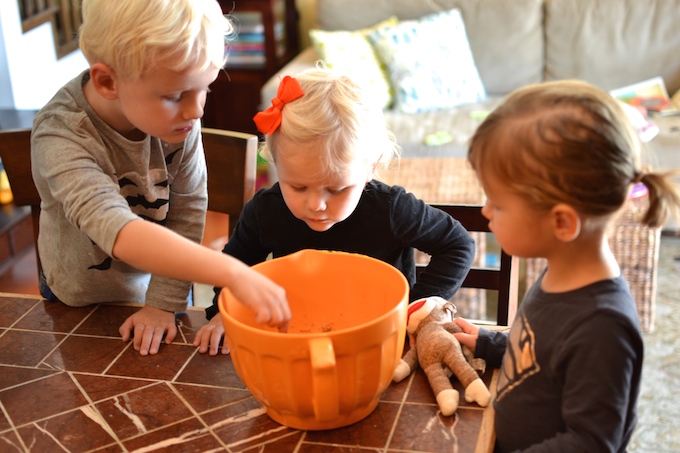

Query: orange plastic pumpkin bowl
<box><xmin>219</xmin><ymin>249</ymin><xmax>409</xmax><ymax>430</ymax></box>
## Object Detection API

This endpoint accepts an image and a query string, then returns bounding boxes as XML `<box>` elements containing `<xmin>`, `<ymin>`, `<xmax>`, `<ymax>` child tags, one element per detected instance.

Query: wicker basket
<box><xmin>525</xmin><ymin>195</ymin><xmax>660</xmax><ymax>332</ymax></box>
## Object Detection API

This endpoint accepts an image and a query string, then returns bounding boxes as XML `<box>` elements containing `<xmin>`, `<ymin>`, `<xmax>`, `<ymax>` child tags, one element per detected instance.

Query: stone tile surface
<box><xmin>0</xmin><ymin>297</ymin><xmax>494</xmax><ymax>452</ymax></box>
<box><xmin>2</xmin><ymin>234</ymin><xmax>676</xmax><ymax>452</ymax></box>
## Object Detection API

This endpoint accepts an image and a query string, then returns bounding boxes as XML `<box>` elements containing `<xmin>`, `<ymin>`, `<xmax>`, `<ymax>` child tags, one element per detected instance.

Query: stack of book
<box><xmin>227</xmin><ymin>12</ymin><xmax>265</xmax><ymax>66</ymax></box>
<box><xmin>227</xmin><ymin>12</ymin><xmax>285</xmax><ymax>68</ymax></box>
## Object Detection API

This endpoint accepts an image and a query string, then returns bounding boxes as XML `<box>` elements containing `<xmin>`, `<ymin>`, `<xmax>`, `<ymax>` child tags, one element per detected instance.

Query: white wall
<box><xmin>0</xmin><ymin>13</ymin><xmax>12</xmax><ymax>107</ymax></box>
<box><xmin>0</xmin><ymin>0</ymin><xmax>88</xmax><ymax>110</ymax></box>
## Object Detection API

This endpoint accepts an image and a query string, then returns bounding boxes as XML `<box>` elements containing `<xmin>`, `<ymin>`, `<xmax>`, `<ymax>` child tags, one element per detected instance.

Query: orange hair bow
<box><xmin>253</xmin><ymin>76</ymin><xmax>304</xmax><ymax>135</ymax></box>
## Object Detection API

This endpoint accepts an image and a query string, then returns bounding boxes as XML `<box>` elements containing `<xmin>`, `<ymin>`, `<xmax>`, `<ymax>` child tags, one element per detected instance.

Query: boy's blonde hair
<box><xmin>79</xmin><ymin>0</ymin><xmax>232</xmax><ymax>79</ymax></box>
<box><xmin>468</xmin><ymin>80</ymin><xmax>680</xmax><ymax>228</ymax></box>
<box><xmin>261</xmin><ymin>64</ymin><xmax>400</xmax><ymax>178</ymax></box>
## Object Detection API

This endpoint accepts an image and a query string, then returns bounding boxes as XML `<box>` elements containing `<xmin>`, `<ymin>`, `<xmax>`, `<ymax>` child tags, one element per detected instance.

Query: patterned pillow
<box><xmin>366</xmin><ymin>9</ymin><xmax>487</xmax><ymax>114</ymax></box>
<box><xmin>309</xmin><ymin>17</ymin><xmax>398</xmax><ymax>110</ymax></box>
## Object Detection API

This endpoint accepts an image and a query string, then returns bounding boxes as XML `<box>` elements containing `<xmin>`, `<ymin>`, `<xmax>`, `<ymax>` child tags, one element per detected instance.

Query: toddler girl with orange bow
<box><xmin>194</xmin><ymin>65</ymin><xmax>476</xmax><ymax>355</ymax></box>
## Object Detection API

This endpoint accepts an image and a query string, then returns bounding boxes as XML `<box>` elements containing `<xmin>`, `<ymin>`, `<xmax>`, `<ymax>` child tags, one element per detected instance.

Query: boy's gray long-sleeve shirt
<box><xmin>31</xmin><ymin>71</ymin><xmax>207</xmax><ymax>312</ymax></box>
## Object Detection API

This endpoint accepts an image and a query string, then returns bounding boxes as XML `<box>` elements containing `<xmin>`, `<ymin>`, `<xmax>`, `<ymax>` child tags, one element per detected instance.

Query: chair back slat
<box><xmin>0</xmin><ymin>128</ymin><xmax>41</xmax><ymax>275</ymax></box>
<box><xmin>416</xmin><ymin>203</ymin><xmax>519</xmax><ymax>326</ymax></box>
<box><xmin>201</xmin><ymin>127</ymin><xmax>258</xmax><ymax>236</ymax></box>
<box><xmin>0</xmin><ymin>129</ymin><xmax>39</xmax><ymax>206</ymax></box>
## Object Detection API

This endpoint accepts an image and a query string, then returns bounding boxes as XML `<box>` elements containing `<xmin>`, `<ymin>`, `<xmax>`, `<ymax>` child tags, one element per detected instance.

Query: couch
<box><xmin>262</xmin><ymin>0</ymin><xmax>680</xmax><ymax>170</ymax></box>
<box><xmin>260</xmin><ymin>0</ymin><xmax>679</xmax><ymax>331</ymax></box>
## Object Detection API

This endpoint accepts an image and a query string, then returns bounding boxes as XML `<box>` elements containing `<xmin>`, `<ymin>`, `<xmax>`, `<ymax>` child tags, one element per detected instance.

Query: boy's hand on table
<box><xmin>194</xmin><ymin>316</ymin><xmax>229</xmax><ymax>355</ymax></box>
<box><xmin>119</xmin><ymin>306</ymin><xmax>177</xmax><ymax>355</ymax></box>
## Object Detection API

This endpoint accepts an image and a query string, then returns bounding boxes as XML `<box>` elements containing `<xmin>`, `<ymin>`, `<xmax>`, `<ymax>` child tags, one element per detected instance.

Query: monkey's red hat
<box><xmin>406</xmin><ymin>297</ymin><xmax>441</xmax><ymax>334</ymax></box>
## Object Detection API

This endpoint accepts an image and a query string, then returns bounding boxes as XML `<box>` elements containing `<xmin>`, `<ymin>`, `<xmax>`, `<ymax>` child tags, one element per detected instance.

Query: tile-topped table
<box><xmin>0</xmin><ymin>293</ymin><xmax>497</xmax><ymax>452</ymax></box>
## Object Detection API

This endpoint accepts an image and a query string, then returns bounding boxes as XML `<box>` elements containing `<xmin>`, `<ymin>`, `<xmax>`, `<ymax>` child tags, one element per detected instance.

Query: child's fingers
<box><xmin>253</xmin><ymin>301</ymin><xmax>291</xmax><ymax>328</ymax></box>
<box><xmin>132</xmin><ymin>323</ymin><xmax>147</xmax><ymax>352</ymax></box>
<box><xmin>453</xmin><ymin>317</ymin><xmax>477</xmax><ymax>334</ymax></box>
<box><xmin>164</xmin><ymin>323</ymin><xmax>178</xmax><ymax>344</ymax></box>
<box><xmin>253</xmin><ymin>309</ymin><xmax>272</xmax><ymax>325</ymax></box>
<box><xmin>146</xmin><ymin>326</ymin><xmax>165</xmax><ymax>355</ymax></box>
<box><xmin>194</xmin><ymin>318</ymin><xmax>229</xmax><ymax>356</ymax></box>
<box><xmin>119</xmin><ymin>319</ymin><xmax>133</xmax><ymax>342</ymax></box>
<box><xmin>277</xmin><ymin>320</ymin><xmax>290</xmax><ymax>333</ymax></box>
<box><xmin>193</xmin><ymin>329</ymin><xmax>210</xmax><ymax>353</ymax></box>
<box><xmin>268</xmin><ymin>302</ymin><xmax>291</xmax><ymax>327</ymax></box>
<box><xmin>453</xmin><ymin>331</ymin><xmax>477</xmax><ymax>351</ymax></box>
<box><xmin>212</xmin><ymin>329</ymin><xmax>229</xmax><ymax>355</ymax></box>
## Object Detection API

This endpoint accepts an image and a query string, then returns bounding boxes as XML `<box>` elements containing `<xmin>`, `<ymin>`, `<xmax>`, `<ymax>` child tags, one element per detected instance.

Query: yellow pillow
<box><xmin>309</xmin><ymin>17</ymin><xmax>398</xmax><ymax>110</ymax></box>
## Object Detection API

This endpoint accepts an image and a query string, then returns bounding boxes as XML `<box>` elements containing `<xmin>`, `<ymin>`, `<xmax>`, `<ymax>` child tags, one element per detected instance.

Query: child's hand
<box><xmin>452</xmin><ymin>317</ymin><xmax>480</xmax><ymax>352</ymax></box>
<box><xmin>119</xmin><ymin>306</ymin><xmax>177</xmax><ymax>355</ymax></box>
<box><xmin>194</xmin><ymin>316</ymin><xmax>229</xmax><ymax>355</ymax></box>
<box><xmin>230</xmin><ymin>266</ymin><xmax>291</xmax><ymax>332</ymax></box>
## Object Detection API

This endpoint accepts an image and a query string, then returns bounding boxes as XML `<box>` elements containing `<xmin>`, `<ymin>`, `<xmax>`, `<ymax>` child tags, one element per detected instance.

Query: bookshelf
<box><xmin>203</xmin><ymin>0</ymin><xmax>300</xmax><ymax>135</ymax></box>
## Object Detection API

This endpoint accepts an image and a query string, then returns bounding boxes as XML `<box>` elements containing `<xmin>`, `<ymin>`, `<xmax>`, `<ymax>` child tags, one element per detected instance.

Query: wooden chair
<box><xmin>201</xmin><ymin>127</ymin><xmax>258</xmax><ymax>238</ymax></box>
<box><xmin>0</xmin><ymin>128</ymin><xmax>41</xmax><ymax>275</ymax></box>
<box><xmin>416</xmin><ymin>204</ymin><xmax>520</xmax><ymax>326</ymax></box>
<box><xmin>0</xmin><ymin>127</ymin><xmax>258</xmax><ymax>281</ymax></box>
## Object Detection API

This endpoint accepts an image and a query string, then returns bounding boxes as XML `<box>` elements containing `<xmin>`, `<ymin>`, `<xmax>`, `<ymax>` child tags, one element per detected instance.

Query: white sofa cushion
<box><xmin>366</xmin><ymin>9</ymin><xmax>487</xmax><ymax>113</ymax></box>
<box><xmin>316</xmin><ymin>0</ymin><xmax>545</xmax><ymax>95</ymax></box>
<box><xmin>545</xmin><ymin>0</ymin><xmax>680</xmax><ymax>94</ymax></box>
<box><xmin>383</xmin><ymin>97</ymin><xmax>504</xmax><ymax>157</ymax></box>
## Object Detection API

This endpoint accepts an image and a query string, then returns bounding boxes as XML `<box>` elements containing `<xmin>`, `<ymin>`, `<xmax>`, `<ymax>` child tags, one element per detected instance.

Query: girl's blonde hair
<box><xmin>261</xmin><ymin>64</ymin><xmax>401</xmax><ymax>178</ymax></box>
<box><xmin>468</xmin><ymin>80</ymin><xmax>680</xmax><ymax>228</ymax></box>
<box><xmin>79</xmin><ymin>0</ymin><xmax>232</xmax><ymax>79</ymax></box>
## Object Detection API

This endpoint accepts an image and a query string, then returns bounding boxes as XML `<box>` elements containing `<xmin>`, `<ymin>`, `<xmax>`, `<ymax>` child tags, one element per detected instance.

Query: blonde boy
<box><xmin>31</xmin><ymin>0</ymin><xmax>290</xmax><ymax>356</ymax></box>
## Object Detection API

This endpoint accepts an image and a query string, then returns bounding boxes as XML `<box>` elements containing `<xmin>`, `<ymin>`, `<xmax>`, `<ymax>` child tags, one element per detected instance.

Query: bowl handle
<box><xmin>309</xmin><ymin>337</ymin><xmax>339</xmax><ymax>422</ymax></box>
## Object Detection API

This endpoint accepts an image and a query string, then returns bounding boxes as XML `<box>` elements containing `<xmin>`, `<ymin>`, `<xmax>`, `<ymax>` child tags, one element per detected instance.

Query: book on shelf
<box><xmin>233</xmin><ymin>11</ymin><xmax>264</xmax><ymax>35</ymax></box>
<box><xmin>233</xmin><ymin>22</ymin><xmax>285</xmax><ymax>42</ymax></box>
<box><xmin>237</xmin><ymin>23</ymin><xmax>265</xmax><ymax>35</ymax></box>
<box><xmin>610</xmin><ymin>77</ymin><xmax>679</xmax><ymax>117</ymax></box>
<box><xmin>233</xmin><ymin>33</ymin><xmax>265</xmax><ymax>43</ymax></box>
<box><xmin>226</xmin><ymin>53</ymin><xmax>266</xmax><ymax>66</ymax></box>
<box><xmin>226</xmin><ymin>10</ymin><xmax>287</xmax><ymax>67</ymax></box>
<box><xmin>229</xmin><ymin>42</ymin><xmax>265</xmax><ymax>52</ymax></box>
<box><xmin>225</xmin><ymin>42</ymin><xmax>286</xmax><ymax>67</ymax></box>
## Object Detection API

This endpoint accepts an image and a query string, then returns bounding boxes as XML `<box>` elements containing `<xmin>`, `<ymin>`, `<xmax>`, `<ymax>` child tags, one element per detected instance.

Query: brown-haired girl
<box><xmin>454</xmin><ymin>80</ymin><xmax>680</xmax><ymax>452</ymax></box>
